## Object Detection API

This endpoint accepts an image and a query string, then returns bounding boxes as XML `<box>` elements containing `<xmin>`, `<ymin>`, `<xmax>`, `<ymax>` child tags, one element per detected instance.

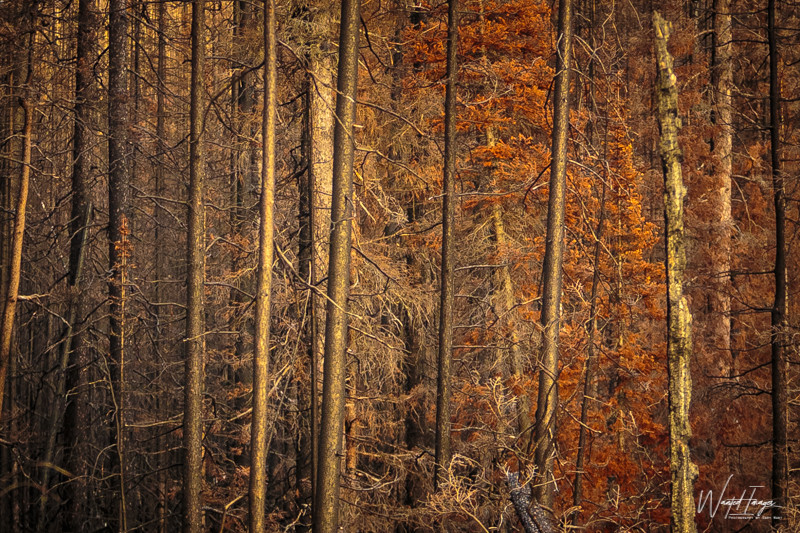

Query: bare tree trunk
<box><xmin>154</xmin><ymin>1</ymin><xmax>169</xmax><ymax>530</ymax></box>
<box><xmin>312</xmin><ymin>0</ymin><xmax>360</xmax><ymax>529</ymax></box>
<box><xmin>307</xmin><ymin>3</ymin><xmax>335</xmax><ymax>503</ymax></box>
<box><xmin>571</xmin><ymin>183</ymin><xmax>605</xmax><ymax>525</ymax></box>
<box><xmin>533</xmin><ymin>0</ymin><xmax>572</xmax><ymax>509</ymax></box>
<box><xmin>38</xmin><ymin>202</ymin><xmax>91</xmax><ymax>530</ymax></box>
<box><xmin>709</xmin><ymin>0</ymin><xmax>733</xmax><ymax>375</ymax></box>
<box><xmin>767</xmin><ymin>0</ymin><xmax>788</xmax><ymax>525</ymax></box>
<box><xmin>433</xmin><ymin>0</ymin><xmax>459</xmax><ymax>493</ymax></box>
<box><xmin>107</xmin><ymin>0</ymin><xmax>132</xmax><ymax>528</ymax></box>
<box><xmin>183</xmin><ymin>0</ymin><xmax>206</xmax><ymax>531</ymax></box>
<box><xmin>249</xmin><ymin>0</ymin><xmax>276</xmax><ymax>529</ymax></box>
<box><xmin>653</xmin><ymin>12</ymin><xmax>698</xmax><ymax>533</ymax></box>
<box><xmin>62</xmin><ymin>0</ymin><xmax>99</xmax><ymax>528</ymax></box>
<box><xmin>0</xmin><ymin>30</ymin><xmax>33</xmax><ymax>426</ymax></box>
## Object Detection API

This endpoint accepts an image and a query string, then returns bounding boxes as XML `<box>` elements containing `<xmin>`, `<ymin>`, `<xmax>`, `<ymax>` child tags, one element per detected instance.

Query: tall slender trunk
<box><xmin>571</xmin><ymin>1</ymin><xmax>601</xmax><ymax>523</ymax></box>
<box><xmin>154</xmin><ymin>2</ymin><xmax>169</xmax><ymax>531</ymax></box>
<box><xmin>533</xmin><ymin>0</ymin><xmax>572</xmax><ymax>508</ymax></box>
<box><xmin>767</xmin><ymin>0</ymin><xmax>788</xmax><ymax>524</ymax></box>
<box><xmin>0</xmin><ymin>35</ymin><xmax>33</xmax><ymax>425</ymax></box>
<box><xmin>433</xmin><ymin>0</ymin><xmax>459</xmax><ymax>493</ymax></box>
<box><xmin>183</xmin><ymin>0</ymin><xmax>206</xmax><ymax>531</ymax></box>
<box><xmin>307</xmin><ymin>4</ymin><xmax>335</xmax><ymax>503</ymax></box>
<box><xmin>60</xmin><ymin>0</ymin><xmax>99</xmax><ymax>527</ymax></box>
<box><xmin>249</xmin><ymin>0</ymin><xmax>276</xmax><ymax>529</ymax></box>
<box><xmin>571</xmin><ymin>184</ymin><xmax>605</xmax><ymax>525</ymax></box>
<box><xmin>107</xmin><ymin>0</ymin><xmax>131</xmax><ymax>528</ymax></box>
<box><xmin>653</xmin><ymin>12</ymin><xmax>698</xmax><ymax>533</ymax></box>
<box><xmin>38</xmin><ymin>202</ymin><xmax>92</xmax><ymax>530</ymax></box>
<box><xmin>312</xmin><ymin>0</ymin><xmax>360</xmax><ymax>530</ymax></box>
<box><xmin>710</xmin><ymin>0</ymin><xmax>733</xmax><ymax>375</ymax></box>
<box><xmin>0</xmin><ymin>46</ymin><xmax>14</xmax><ymax>533</ymax></box>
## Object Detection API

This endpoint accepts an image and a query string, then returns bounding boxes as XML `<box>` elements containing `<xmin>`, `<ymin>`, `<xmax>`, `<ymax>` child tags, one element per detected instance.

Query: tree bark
<box><xmin>249</xmin><ymin>0</ymin><xmax>276</xmax><ymax>529</ymax></box>
<box><xmin>0</xmin><ymin>37</ymin><xmax>33</xmax><ymax>425</ymax></box>
<box><xmin>183</xmin><ymin>0</ymin><xmax>206</xmax><ymax>531</ymax></box>
<box><xmin>108</xmin><ymin>0</ymin><xmax>132</xmax><ymax>528</ymax></box>
<box><xmin>533</xmin><ymin>0</ymin><xmax>572</xmax><ymax>508</ymax></box>
<box><xmin>653</xmin><ymin>12</ymin><xmax>698</xmax><ymax>533</ymax></box>
<box><xmin>62</xmin><ymin>0</ymin><xmax>99</xmax><ymax>528</ymax></box>
<box><xmin>312</xmin><ymin>0</ymin><xmax>360</xmax><ymax>529</ymax></box>
<box><xmin>709</xmin><ymin>0</ymin><xmax>733</xmax><ymax>375</ymax></box>
<box><xmin>154</xmin><ymin>2</ymin><xmax>169</xmax><ymax>531</ymax></box>
<box><xmin>307</xmin><ymin>3</ymin><xmax>335</xmax><ymax>505</ymax></box>
<box><xmin>433</xmin><ymin>0</ymin><xmax>459</xmax><ymax>493</ymax></box>
<box><xmin>767</xmin><ymin>0</ymin><xmax>788</xmax><ymax>525</ymax></box>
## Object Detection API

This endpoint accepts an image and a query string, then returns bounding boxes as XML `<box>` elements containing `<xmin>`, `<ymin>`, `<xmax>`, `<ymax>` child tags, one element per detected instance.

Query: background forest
<box><xmin>0</xmin><ymin>0</ymin><xmax>798</xmax><ymax>531</ymax></box>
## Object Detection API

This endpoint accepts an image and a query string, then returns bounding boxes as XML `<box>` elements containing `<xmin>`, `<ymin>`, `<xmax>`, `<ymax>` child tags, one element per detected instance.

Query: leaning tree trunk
<box><xmin>249</xmin><ymin>0</ymin><xmax>276</xmax><ymax>529</ymax></box>
<box><xmin>312</xmin><ymin>0</ymin><xmax>360</xmax><ymax>530</ymax></box>
<box><xmin>653</xmin><ymin>12</ymin><xmax>698</xmax><ymax>533</ymax></box>
<box><xmin>767</xmin><ymin>0</ymin><xmax>788</xmax><ymax>525</ymax></box>
<box><xmin>533</xmin><ymin>0</ymin><xmax>572</xmax><ymax>509</ymax></box>
<box><xmin>0</xmin><ymin>40</ymin><xmax>33</xmax><ymax>423</ymax></box>
<box><xmin>183</xmin><ymin>0</ymin><xmax>206</xmax><ymax>531</ymax></box>
<box><xmin>433</xmin><ymin>0</ymin><xmax>459</xmax><ymax>493</ymax></box>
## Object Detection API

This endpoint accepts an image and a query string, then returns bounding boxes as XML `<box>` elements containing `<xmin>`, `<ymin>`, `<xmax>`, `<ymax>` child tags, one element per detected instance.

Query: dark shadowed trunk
<box><xmin>767</xmin><ymin>0</ymin><xmax>788</xmax><ymax>524</ymax></box>
<box><xmin>433</xmin><ymin>0</ymin><xmax>459</xmax><ymax>493</ymax></box>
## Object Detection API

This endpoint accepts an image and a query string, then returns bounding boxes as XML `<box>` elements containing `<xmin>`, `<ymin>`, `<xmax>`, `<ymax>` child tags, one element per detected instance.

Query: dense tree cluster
<box><xmin>0</xmin><ymin>0</ymin><xmax>797</xmax><ymax>531</ymax></box>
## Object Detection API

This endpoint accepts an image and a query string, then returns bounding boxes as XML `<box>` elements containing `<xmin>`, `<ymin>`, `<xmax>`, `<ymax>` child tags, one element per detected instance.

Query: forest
<box><xmin>0</xmin><ymin>0</ymin><xmax>798</xmax><ymax>531</ymax></box>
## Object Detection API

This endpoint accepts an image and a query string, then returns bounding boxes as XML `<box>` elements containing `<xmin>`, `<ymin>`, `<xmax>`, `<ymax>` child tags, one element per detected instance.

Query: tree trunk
<box><xmin>571</xmin><ymin>183</ymin><xmax>605</xmax><ymax>525</ymax></box>
<box><xmin>653</xmin><ymin>12</ymin><xmax>698</xmax><ymax>533</ymax></box>
<box><xmin>62</xmin><ymin>0</ymin><xmax>99</xmax><ymax>528</ymax></box>
<box><xmin>183</xmin><ymin>0</ymin><xmax>206</xmax><ymax>531</ymax></box>
<box><xmin>533</xmin><ymin>0</ymin><xmax>572</xmax><ymax>509</ymax></box>
<box><xmin>767</xmin><ymin>0</ymin><xmax>788</xmax><ymax>525</ymax></box>
<box><xmin>312</xmin><ymin>0</ymin><xmax>360</xmax><ymax>529</ymax></box>
<box><xmin>249</xmin><ymin>0</ymin><xmax>276</xmax><ymax>529</ymax></box>
<box><xmin>0</xmin><ymin>36</ymin><xmax>33</xmax><ymax>426</ymax></box>
<box><xmin>107</xmin><ymin>0</ymin><xmax>132</xmax><ymax>528</ymax></box>
<box><xmin>38</xmin><ymin>202</ymin><xmax>92</xmax><ymax>530</ymax></box>
<box><xmin>433</xmin><ymin>0</ymin><xmax>459</xmax><ymax>493</ymax></box>
<box><xmin>709</xmin><ymin>0</ymin><xmax>733</xmax><ymax>376</ymax></box>
<box><xmin>154</xmin><ymin>1</ymin><xmax>169</xmax><ymax>529</ymax></box>
<box><xmin>306</xmin><ymin>3</ymin><xmax>336</xmax><ymax>505</ymax></box>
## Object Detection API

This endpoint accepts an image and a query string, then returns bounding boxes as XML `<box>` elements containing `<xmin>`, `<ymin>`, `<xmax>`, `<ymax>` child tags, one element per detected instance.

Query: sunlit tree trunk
<box><xmin>433</xmin><ymin>0</ymin><xmax>459</xmax><ymax>493</ymax></box>
<box><xmin>767</xmin><ymin>0</ymin><xmax>788</xmax><ymax>524</ymax></box>
<box><xmin>533</xmin><ymin>0</ymin><xmax>572</xmax><ymax>508</ymax></box>
<box><xmin>0</xmin><ymin>35</ymin><xmax>33</xmax><ymax>426</ymax></box>
<box><xmin>313</xmin><ymin>0</ymin><xmax>360</xmax><ymax>529</ymax></box>
<box><xmin>307</xmin><ymin>3</ymin><xmax>335</xmax><ymax>504</ymax></box>
<box><xmin>653</xmin><ymin>12</ymin><xmax>698</xmax><ymax>533</ymax></box>
<box><xmin>249</xmin><ymin>0</ymin><xmax>276</xmax><ymax>529</ymax></box>
<box><xmin>183</xmin><ymin>0</ymin><xmax>206</xmax><ymax>531</ymax></box>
